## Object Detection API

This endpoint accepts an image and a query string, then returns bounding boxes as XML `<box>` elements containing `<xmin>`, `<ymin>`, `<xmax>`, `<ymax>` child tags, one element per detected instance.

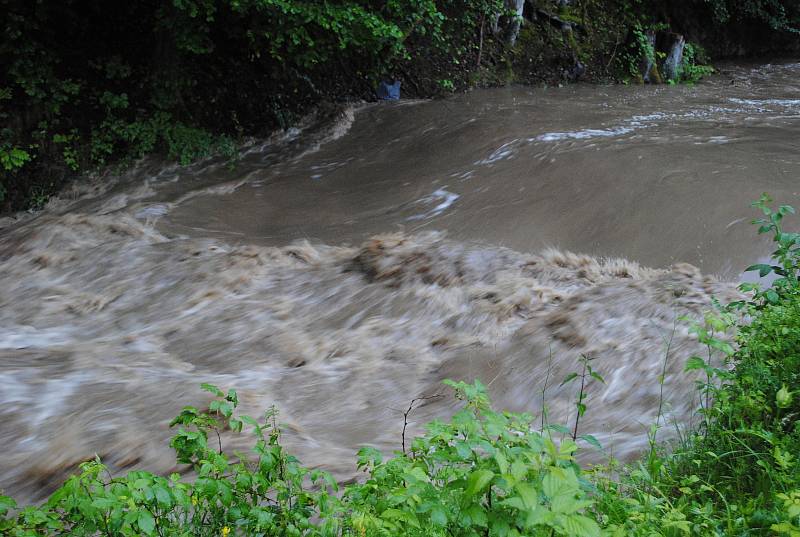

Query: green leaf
<box><xmin>217</xmin><ymin>401</ymin><xmax>233</xmax><ymax>417</ymax></box>
<box><xmin>495</xmin><ymin>451</ymin><xmax>509</xmax><ymax>475</ymax></box>
<box><xmin>381</xmin><ymin>508</ymin><xmax>421</xmax><ymax>528</ymax></box>
<box><xmin>465</xmin><ymin>504</ymin><xmax>488</xmax><ymax>527</ymax></box>
<box><xmin>776</xmin><ymin>384</ymin><xmax>793</xmax><ymax>409</ymax></box>
<box><xmin>201</xmin><ymin>383</ymin><xmax>224</xmax><ymax>397</ymax></box>
<box><xmin>91</xmin><ymin>497</ymin><xmax>117</xmax><ymax>509</ymax></box>
<box><xmin>560</xmin><ymin>372</ymin><xmax>578</xmax><ymax>387</ymax></box>
<box><xmin>137</xmin><ymin>510</ymin><xmax>156</xmax><ymax>535</ymax></box>
<box><xmin>430</xmin><ymin>506</ymin><xmax>448</xmax><ymax>526</ymax></box>
<box><xmin>684</xmin><ymin>356</ymin><xmax>706</xmax><ymax>372</ymax></box>
<box><xmin>240</xmin><ymin>415</ymin><xmax>260</xmax><ymax>428</ymax></box>
<box><xmin>562</xmin><ymin>514</ymin><xmax>601</xmax><ymax>537</ymax></box>
<box><xmin>455</xmin><ymin>440</ymin><xmax>472</xmax><ymax>460</ymax></box>
<box><xmin>464</xmin><ymin>469</ymin><xmax>495</xmax><ymax>499</ymax></box>
<box><xmin>0</xmin><ymin>495</ymin><xmax>17</xmax><ymax>515</ymax></box>
<box><xmin>153</xmin><ymin>485</ymin><xmax>172</xmax><ymax>506</ymax></box>
<box><xmin>229</xmin><ymin>417</ymin><xmax>243</xmax><ymax>432</ymax></box>
<box><xmin>589</xmin><ymin>371</ymin><xmax>605</xmax><ymax>384</ymax></box>
<box><xmin>745</xmin><ymin>264</ymin><xmax>773</xmax><ymax>277</ymax></box>
<box><xmin>406</xmin><ymin>466</ymin><xmax>429</xmax><ymax>483</ymax></box>
<box><xmin>545</xmin><ymin>423</ymin><xmax>571</xmax><ymax>435</ymax></box>
<box><xmin>578</xmin><ymin>434</ymin><xmax>602</xmax><ymax>450</ymax></box>
<box><xmin>514</xmin><ymin>482</ymin><xmax>539</xmax><ymax>510</ymax></box>
<box><xmin>499</xmin><ymin>455</ymin><xmax>525</xmax><ymax>479</ymax></box>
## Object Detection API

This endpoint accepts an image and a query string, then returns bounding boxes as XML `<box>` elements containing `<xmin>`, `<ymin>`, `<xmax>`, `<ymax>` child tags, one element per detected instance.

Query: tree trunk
<box><xmin>662</xmin><ymin>33</ymin><xmax>686</xmax><ymax>82</ymax></box>
<box><xmin>492</xmin><ymin>0</ymin><xmax>526</xmax><ymax>45</ymax></box>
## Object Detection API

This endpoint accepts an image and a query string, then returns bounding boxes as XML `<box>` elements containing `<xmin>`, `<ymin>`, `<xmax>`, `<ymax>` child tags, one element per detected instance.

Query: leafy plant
<box><xmin>744</xmin><ymin>193</ymin><xmax>800</xmax><ymax>298</ymax></box>
<box><xmin>705</xmin><ymin>0</ymin><xmax>800</xmax><ymax>32</ymax></box>
<box><xmin>344</xmin><ymin>379</ymin><xmax>601</xmax><ymax>536</ymax></box>
<box><xmin>0</xmin><ymin>145</ymin><xmax>31</xmax><ymax>171</ymax></box>
<box><xmin>0</xmin><ymin>383</ymin><xmax>342</xmax><ymax>536</ymax></box>
<box><xmin>680</xmin><ymin>42</ymin><xmax>714</xmax><ymax>83</ymax></box>
<box><xmin>560</xmin><ymin>355</ymin><xmax>605</xmax><ymax>447</ymax></box>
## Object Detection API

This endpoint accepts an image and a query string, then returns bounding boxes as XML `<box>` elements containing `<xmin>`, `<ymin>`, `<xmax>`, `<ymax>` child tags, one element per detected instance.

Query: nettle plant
<box><xmin>1</xmin><ymin>380</ymin><xmax>604</xmax><ymax>536</ymax></box>
<box><xmin>0</xmin><ymin>383</ymin><xmax>343</xmax><ymax>537</ymax></box>
<box><xmin>743</xmin><ymin>193</ymin><xmax>800</xmax><ymax>303</ymax></box>
<box><xmin>343</xmin><ymin>379</ymin><xmax>602</xmax><ymax>537</ymax></box>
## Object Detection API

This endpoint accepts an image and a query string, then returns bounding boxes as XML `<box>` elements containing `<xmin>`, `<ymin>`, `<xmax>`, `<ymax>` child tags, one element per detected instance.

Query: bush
<box><xmin>0</xmin><ymin>380</ymin><xmax>605</xmax><ymax>536</ymax></box>
<box><xmin>595</xmin><ymin>195</ymin><xmax>800</xmax><ymax>536</ymax></box>
<box><xmin>705</xmin><ymin>0</ymin><xmax>800</xmax><ymax>32</ymax></box>
<box><xmin>680</xmin><ymin>43</ymin><xmax>714</xmax><ymax>84</ymax></box>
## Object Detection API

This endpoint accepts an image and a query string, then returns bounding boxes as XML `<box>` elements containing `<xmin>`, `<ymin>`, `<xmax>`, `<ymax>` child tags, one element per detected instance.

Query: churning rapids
<box><xmin>2</xmin><ymin>62</ymin><xmax>800</xmax><ymax>502</ymax></box>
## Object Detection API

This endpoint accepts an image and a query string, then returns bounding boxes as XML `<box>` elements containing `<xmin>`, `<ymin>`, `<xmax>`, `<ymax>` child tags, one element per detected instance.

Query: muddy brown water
<box><xmin>2</xmin><ymin>62</ymin><xmax>799</xmax><ymax>502</ymax></box>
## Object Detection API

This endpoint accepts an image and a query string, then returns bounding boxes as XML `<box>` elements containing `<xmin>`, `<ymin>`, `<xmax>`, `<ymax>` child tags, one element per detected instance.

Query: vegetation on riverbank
<box><xmin>1</xmin><ymin>195</ymin><xmax>799</xmax><ymax>535</ymax></box>
<box><xmin>2</xmin><ymin>0</ymin><xmax>799</xmax><ymax>211</ymax></box>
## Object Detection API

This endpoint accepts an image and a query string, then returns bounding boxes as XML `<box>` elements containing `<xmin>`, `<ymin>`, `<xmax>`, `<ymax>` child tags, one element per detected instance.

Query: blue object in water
<box><xmin>377</xmin><ymin>80</ymin><xmax>401</xmax><ymax>100</ymax></box>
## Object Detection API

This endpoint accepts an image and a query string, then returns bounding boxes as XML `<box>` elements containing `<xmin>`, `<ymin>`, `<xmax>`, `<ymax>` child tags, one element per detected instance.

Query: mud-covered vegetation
<box><xmin>1</xmin><ymin>196</ymin><xmax>799</xmax><ymax>535</ymax></box>
<box><xmin>1</xmin><ymin>0</ymin><xmax>799</xmax><ymax>211</ymax></box>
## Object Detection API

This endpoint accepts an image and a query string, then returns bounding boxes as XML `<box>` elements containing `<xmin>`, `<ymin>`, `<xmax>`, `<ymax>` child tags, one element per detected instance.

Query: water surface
<box><xmin>2</xmin><ymin>62</ymin><xmax>798</xmax><ymax>501</ymax></box>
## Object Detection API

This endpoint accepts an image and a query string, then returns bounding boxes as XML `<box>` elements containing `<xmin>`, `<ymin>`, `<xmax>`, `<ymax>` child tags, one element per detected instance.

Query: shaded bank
<box><xmin>2</xmin><ymin>0</ymin><xmax>799</xmax><ymax>210</ymax></box>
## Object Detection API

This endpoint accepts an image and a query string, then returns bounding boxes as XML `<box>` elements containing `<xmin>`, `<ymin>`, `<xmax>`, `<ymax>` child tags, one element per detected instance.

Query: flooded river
<box><xmin>2</xmin><ymin>61</ymin><xmax>799</xmax><ymax>501</ymax></box>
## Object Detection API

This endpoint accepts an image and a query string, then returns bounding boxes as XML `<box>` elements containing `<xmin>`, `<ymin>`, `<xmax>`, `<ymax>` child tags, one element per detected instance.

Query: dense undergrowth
<box><xmin>2</xmin><ymin>0</ymin><xmax>799</xmax><ymax>210</ymax></box>
<box><xmin>1</xmin><ymin>196</ymin><xmax>799</xmax><ymax>535</ymax></box>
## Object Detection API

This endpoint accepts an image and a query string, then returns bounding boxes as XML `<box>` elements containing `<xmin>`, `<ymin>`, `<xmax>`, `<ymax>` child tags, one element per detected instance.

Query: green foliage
<box><xmin>0</xmin><ymin>380</ymin><xmax>605</xmax><ymax>536</ymax></box>
<box><xmin>343</xmin><ymin>379</ymin><xmax>601</xmax><ymax>536</ymax></box>
<box><xmin>595</xmin><ymin>196</ymin><xmax>800</xmax><ymax>536</ymax></box>
<box><xmin>680</xmin><ymin>43</ymin><xmax>714</xmax><ymax>84</ymax></box>
<box><xmin>744</xmin><ymin>194</ymin><xmax>800</xmax><ymax>297</ymax></box>
<box><xmin>705</xmin><ymin>0</ymin><xmax>800</xmax><ymax>32</ymax></box>
<box><xmin>618</xmin><ymin>26</ymin><xmax>713</xmax><ymax>85</ymax></box>
<box><xmin>437</xmin><ymin>78</ymin><xmax>456</xmax><ymax>92</ymax></box>
<box><xmin>0</xmin><ymin>146</ymin><xmax>31</xmax><ymax>172</ymax></box>
<box><xmin>1</xmin><ymin>383</ymin><xmax>343</xmax><ymax>536</ymax></box>
<box><xmin>560</xmin><ymin>355</ymin><xmax>605</xmax><ymax>444</ymax></box>
<box><xmin>617</xmin><ymin>23</ymin><xmax>657</xmax><ymax>82</ymax></box>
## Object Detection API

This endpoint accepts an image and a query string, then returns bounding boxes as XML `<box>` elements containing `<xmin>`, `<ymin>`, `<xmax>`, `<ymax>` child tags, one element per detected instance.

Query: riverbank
<box><xmin>3</xmin><ymin>0</ymin><xmax>799</xmax><ymax>211</ymax></box>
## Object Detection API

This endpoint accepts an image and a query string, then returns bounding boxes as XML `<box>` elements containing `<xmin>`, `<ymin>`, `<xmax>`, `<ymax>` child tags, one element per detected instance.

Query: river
<box><xmin>1</xmin><ymin>61</ymin><xmax>798</xmax><ymax>502</ymax></box>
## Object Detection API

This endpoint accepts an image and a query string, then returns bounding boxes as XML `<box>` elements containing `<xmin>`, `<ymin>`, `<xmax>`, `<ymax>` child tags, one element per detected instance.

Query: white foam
<box><xmin>533</xmin><ymin>126</ymin><xmax>638</xmax><ymax>142</ymax></box>
<box><xmin>408</xmin><ymin>188</ymin><xmax>460</xmax><ymax>220</ymax></box>
<box><xmin>135</xmin><ymin>204</ymin><xmax>171</xmax><ymax>219</ymax></box>
<box><xmin>729</xmin><ymin>97</ymin><xmax>800</xmax><ymax>107</ymax></box>
<box><xmin>0</xmin><ymin>326</ymin><xmax>76</xmax><ymax>350</ymax></box>
<box><xmin>475</xmin><ymin>139</ymin><xmax>520</xmax><ymax>164</ymax></box>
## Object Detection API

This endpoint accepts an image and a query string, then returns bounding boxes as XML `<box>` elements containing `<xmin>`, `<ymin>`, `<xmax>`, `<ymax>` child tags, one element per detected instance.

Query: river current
<box><xmin>1</xmin><ymin>61</ymin><xmax>798</xmax><ymax>501</ymax></box>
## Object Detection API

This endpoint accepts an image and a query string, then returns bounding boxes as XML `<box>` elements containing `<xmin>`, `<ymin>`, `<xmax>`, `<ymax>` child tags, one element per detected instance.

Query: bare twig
<box><xmin>572</xmin><ymin>356</ymin><xmax>589</xmax><ymax>441</ymax></box>
<box><xmin>477</xmin><ymin>13</ymin><xmax>486</xmax><ymax>68</ymax></box>
<box><xmin>653</xmin><ymin>318</ymin><xmax>678</xmax><ymax>432</ymax></box>
<box><xmin>540</xmin><ymin>343</ymin><xmax>554</xmax><ymax>433</ymax></box>
<box><xmin>401</xmin><ymin>394</ymin><xmax>443</xmax><ymax>454</ymax></box>
<box><xmin>605</xmin><ymin>40</ymin><xmax>620</xmax><ymax>73</ymax></box>
<box><xmin>214</xmin><ymin>427</ymin><xmax>223</xmax><ymax>455</ymax></box>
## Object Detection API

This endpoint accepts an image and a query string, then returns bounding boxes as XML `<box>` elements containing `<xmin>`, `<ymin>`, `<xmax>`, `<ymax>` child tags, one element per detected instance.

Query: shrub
<box><xmin>0</xmin><ymin>380</ymin><xmax>605</xmax><ymax>536</ymax></box>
